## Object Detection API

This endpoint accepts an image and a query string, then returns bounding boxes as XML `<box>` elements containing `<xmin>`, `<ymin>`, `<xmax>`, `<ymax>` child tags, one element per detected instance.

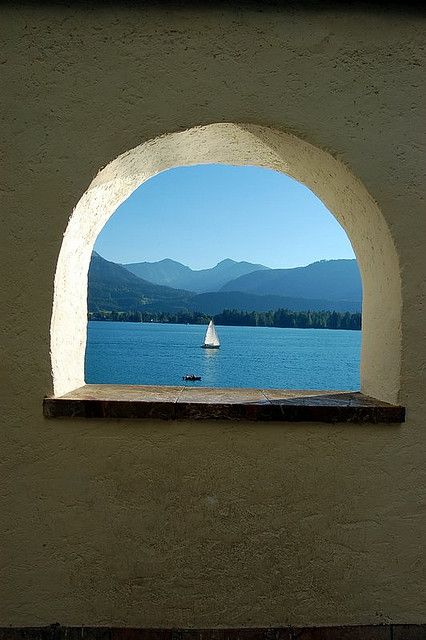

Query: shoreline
<box><xmin>87</xmin><ymin>317</ymin><xmax>361</xmax><ymax>331</ymax></box>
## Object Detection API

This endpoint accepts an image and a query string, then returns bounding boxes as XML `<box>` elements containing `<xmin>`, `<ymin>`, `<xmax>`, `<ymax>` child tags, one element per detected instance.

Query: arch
<box><xmin>51</xmin><ymin>123</ymin><xmax>401</xmax><ymax>402</ymax></box>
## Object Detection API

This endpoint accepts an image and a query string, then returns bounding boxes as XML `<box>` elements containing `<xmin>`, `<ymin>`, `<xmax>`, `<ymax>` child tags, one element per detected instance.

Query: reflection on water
<box><xmin>202</xmin><ymin>346</ymin><xmax>220</xmax><ymax>386</ymax></box>
<box><xmin>85</xmin><ymin>321</ymin><xmax>361</xmax><ymax>390</ymax></box>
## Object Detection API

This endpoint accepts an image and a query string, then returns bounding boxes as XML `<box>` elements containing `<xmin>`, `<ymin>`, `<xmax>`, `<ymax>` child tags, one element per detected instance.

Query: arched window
<box><xmin>49</xmin><ymin>123</ymin><xmax>403</xmax><ymax>418</ymax></box>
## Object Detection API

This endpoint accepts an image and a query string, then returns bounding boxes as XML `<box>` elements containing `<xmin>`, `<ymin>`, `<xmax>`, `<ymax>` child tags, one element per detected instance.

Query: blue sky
<box><xmin>94</xmin><ymin>164</ymin><xmax>355</xmax><ymax>270</ymax></box>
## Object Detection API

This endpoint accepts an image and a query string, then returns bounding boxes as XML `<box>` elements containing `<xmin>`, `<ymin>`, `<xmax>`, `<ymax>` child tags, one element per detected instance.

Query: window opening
<box><xmin>50</xmin><ymin>123</ymin><xmax>402</xmax><ymax>405</ymax></box>
<box><xmin>85</xmin><ymin>165</ymin><xmax>362</xmax><ymax>391</ymax></box>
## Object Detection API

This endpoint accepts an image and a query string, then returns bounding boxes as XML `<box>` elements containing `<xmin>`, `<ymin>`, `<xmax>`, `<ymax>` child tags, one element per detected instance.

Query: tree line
<box><xmin>88</xmin><ymin>308</ymin><xmax>361</xmax><ymax>330</ymax></box>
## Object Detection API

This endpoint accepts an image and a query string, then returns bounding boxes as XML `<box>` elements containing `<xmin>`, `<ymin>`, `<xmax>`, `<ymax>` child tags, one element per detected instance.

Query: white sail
<box><xmin>203</xmin><ymin>320</ymin><xmax>220</xmax><ymax>347</ymax></box>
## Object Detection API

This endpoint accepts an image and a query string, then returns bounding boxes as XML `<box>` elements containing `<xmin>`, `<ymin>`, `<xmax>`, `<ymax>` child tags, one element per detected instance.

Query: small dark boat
<box><xmin>182</xmin><ymin>374</ymin><xmax>201</xmax><ymax>381</ymax></box>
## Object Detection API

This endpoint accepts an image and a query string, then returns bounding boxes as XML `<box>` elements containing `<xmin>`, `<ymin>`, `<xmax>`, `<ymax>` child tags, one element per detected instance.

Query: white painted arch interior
<box><xmin>51</xmin><ymin>123</ymin><xmax>402</xmax><ymax>402</ymax></box>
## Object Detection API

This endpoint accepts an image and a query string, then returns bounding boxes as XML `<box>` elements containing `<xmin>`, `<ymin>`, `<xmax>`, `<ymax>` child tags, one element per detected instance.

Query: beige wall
<box><xmin>1</xmin><ymin>5</ymin><xmax>425</xmax><ymax>627</ymax></box>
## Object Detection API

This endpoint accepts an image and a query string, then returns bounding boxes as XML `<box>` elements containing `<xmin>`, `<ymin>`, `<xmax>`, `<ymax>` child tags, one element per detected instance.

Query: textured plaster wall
<box><xmin>1</xmin><ymin>5</ymin><xmax>425</xmax><ymax>628</ymax></box>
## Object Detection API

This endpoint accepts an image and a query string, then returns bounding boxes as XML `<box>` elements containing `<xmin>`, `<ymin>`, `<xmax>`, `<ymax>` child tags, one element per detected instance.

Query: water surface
<box><xmin>85</xmin><ymin>321</ymin><xmax>361</xmax><ymax>390</ymax></box>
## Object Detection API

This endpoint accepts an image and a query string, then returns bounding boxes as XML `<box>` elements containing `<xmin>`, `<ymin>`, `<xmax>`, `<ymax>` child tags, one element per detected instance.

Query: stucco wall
<box><xmin>1</xmin><ymin>5</ymin><xmax>425</xmax><ymax>627</ymax></box>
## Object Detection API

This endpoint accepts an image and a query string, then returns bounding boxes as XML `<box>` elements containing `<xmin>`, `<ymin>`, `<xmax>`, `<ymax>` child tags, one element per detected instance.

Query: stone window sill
<box><xmin>43</xmin><ymin>384</ymin><xmax>405</xmax><ymax>423</ymax></box>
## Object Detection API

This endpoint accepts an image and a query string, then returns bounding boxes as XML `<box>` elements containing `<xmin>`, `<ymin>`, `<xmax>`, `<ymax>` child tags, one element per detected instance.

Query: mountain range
<box><xmin>89</xmin><ymin>253</ymin><xmax>362</xmax><ymax>314</ymax></box>
<box><xmin>123</xmin><ymin>257</ymin><xmax>270</xmax><ymax>293</ymax></box>
<box><xmin>221</xmin><ymin>259</ymin><xmax>361</xmax><ymax>303</ymax></box>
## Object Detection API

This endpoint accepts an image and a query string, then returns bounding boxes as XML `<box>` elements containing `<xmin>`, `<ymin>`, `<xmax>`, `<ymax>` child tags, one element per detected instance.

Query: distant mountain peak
<box><xmin>156</xmin><ymin>258</ymin><xmax>188</xmax><ymax>266</ymax></box>
<box><xmin>216</xmin><ymin>258</ymin><xmax>237</xmax><ymax>266</ymax></box>
<box><xmin>122</xmin><ymin>257</ymin><xmax>270</xmax><ymax>293</ymax></box>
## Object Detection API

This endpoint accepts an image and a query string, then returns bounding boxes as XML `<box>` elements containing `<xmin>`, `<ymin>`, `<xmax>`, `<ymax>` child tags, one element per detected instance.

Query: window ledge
<box><xmin>43</xmin><ymin>385</ymin><xmax>405</xmax><ymax>423</ymax></box>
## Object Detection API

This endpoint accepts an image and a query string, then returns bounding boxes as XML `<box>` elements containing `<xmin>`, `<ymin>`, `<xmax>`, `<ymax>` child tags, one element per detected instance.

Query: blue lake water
<box><xmin>85</xmin><ymin>321</ymin><xmax>361</xmax><ymax>390</ymax></box>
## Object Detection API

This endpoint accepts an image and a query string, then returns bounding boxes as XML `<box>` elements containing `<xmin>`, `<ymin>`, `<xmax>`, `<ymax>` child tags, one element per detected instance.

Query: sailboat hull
<box><xmin>201</xmin><ymin>344</ymin><xmax>220</xmax><ymax>349</ymax></box>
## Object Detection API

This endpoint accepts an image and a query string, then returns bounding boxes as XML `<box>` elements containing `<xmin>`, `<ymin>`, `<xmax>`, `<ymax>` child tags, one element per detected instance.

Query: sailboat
<box><xmin>202</xmin><ymin>319</ymin><xmax>220</xmax><ymax>349</ymax></box>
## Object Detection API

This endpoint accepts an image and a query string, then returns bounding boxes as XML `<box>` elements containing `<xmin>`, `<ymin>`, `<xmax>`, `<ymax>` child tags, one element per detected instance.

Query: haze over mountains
<box><xmin>123</xmin><ymin>258</ymin><xmax>270</xmax><ymax>293</ymax></box>
<box><xmin>89</xmin><ymin>252</ymin><xmax>362</xmax><ymax>315</ymax></box>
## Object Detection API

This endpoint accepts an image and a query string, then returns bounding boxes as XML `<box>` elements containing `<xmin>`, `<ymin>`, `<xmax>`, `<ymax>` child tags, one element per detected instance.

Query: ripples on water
<box><xmin>85</xmin><ymin>321</ymin><xmax>361</xmax><ymax>390</ymax></box>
